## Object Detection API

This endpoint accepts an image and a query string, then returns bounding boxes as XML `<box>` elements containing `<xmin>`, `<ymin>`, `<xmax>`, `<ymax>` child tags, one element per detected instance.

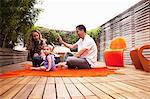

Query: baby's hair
<box><xmin>43</xmin><ymin>44</ymin><xmax>51</xmax><ymax>49</ymax></box>
<box><xmin>48</xmin><ymin>45</ymin><xmax>54</xmax><ymax>51</ymax></box>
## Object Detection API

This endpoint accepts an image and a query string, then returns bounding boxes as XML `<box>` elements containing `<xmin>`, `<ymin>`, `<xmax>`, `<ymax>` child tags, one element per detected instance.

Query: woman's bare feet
<box><xmin>30</xmin><ymin>67</ymin><xmax>41</xmax><ymax>70</ymax></box>
<box><xmin>40</xmin><ymin>66</ymin><xmax>46</xmax><ymax>70</ymax></box>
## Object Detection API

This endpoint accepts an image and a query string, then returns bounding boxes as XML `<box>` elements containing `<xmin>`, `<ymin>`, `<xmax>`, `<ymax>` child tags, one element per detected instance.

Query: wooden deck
<box><xmin>0</xmin><ymin>62</ymin><xmax>150</xmax><ymax>99</ymax></box>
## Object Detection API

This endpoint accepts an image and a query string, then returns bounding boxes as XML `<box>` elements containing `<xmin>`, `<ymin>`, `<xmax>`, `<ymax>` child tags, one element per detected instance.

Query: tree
<box><xmin>64</xmin><ymin>32</ymin><xmax>78</xmax><ymax>44</ymax></box>
<box><xmin>87</xmin><ymin>26</ymin><xmax>101</xmax><ymax>41</ymax></box>
<box><xmin>0</xmin><ymin>0</ymin><xmax>41</xmax><ymax>48</ymax></box>
<box><xmin>31</xmin><ymin>26</ymin><xmax>58</xmax><ymax>45</ymax></box>
<box><xmin>87</xmin><ymin>27</ymin><xmax>101</xmax><ymax>60</ymax></box>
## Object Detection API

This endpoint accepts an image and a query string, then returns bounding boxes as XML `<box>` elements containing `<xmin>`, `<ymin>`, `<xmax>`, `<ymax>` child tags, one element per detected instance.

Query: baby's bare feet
<box><xmin>46</xmin><ymin>69</ymin><xmax>50</xmax><ymax>71</ymax></box>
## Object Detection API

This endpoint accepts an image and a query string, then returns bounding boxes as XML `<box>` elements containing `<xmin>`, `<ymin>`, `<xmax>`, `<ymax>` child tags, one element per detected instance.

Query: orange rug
<box><xmin>0</xmin><ymin>64</ymin><xmax>121</xmax><ymax>78</ymax></box>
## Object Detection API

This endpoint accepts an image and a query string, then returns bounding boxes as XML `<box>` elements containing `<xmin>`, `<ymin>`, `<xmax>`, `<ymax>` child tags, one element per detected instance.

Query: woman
<box><xmin>26</xmin><ymin>30</ymin><xmax>46</xmax><ymax>68</ymax></box>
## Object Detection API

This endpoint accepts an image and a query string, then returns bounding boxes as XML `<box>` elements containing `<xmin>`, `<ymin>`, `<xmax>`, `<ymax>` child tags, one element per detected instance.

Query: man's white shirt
<box><xmin>76</xmin><ymin>34</ymin><xmax>98</xmax><ymax>67</ymax></box>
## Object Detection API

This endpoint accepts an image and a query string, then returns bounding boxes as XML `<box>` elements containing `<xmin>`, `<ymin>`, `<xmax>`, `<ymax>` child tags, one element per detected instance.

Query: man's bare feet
<box><xmin>56</xmin><ymin>62</ymin><xmax>67</xmax><ymax>68</ymax></box>
<box><xmin>61</xmin><ymin>64</ymin><xmax>68</xmax><ymax>69</ymax></box>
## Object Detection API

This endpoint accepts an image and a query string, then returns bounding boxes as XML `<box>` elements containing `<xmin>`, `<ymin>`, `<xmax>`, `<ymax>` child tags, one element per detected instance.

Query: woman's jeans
<box><xmin>32</xmin><ymin>56</ymin><xmax>43</xmax><ymax>67</ymax></box>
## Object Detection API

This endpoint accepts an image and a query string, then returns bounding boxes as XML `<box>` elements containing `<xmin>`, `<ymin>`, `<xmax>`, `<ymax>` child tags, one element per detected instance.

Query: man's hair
<box><xmin>76</xmin><ymin>24</ymin><xmax>86</xmax><ymax>33</ymax></box>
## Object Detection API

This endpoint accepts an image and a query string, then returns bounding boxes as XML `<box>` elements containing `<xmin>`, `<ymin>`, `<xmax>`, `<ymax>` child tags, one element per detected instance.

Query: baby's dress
<box><xmin>44</xmin><ymin>54</ymin><xmax>56</xmax><ymax>70</ymax></box>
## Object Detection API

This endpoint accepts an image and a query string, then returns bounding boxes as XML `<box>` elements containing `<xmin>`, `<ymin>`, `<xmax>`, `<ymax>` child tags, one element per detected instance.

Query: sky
<box><xmin>35</xmin><ymin>0</ymin><xmax>141</xmax><ymax>31</ymax></box>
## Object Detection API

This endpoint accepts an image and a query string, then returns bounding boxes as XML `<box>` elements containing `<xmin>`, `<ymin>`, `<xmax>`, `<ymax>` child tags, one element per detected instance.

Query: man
<box><xmin>58</xmin><ymin>24</ymin><xmax>97</xmax><ymax>69</ymax></box>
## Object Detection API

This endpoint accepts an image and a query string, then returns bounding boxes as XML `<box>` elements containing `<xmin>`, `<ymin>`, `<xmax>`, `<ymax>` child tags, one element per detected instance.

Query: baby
<box><xmin>40</xmin><ymin>45</ymin><xmax>56</xmax><ymax>71</ymax></box>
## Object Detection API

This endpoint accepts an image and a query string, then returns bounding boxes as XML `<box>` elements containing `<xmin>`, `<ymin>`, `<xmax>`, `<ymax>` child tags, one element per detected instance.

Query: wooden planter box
<box><xmin>0</xmin><ymin>48</ymin><xmax>28</xmax><ymax>66</ymax></box>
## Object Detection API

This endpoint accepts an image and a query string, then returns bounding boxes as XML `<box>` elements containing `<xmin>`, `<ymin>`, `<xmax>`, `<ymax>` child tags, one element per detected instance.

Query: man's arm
<box><xmin>61</xmin><ymin>40</ymin><xmax>77</xmax><ymax>49</ymax></box>
<box><xmin>58</xmin><ymin>34</ymin><xmax>77</xmax><ymax>49</ymax></box>
<box><xmin>74</xmin><ymin>48</ymin><xmax>88</xmax><ymax>58</ymax></box>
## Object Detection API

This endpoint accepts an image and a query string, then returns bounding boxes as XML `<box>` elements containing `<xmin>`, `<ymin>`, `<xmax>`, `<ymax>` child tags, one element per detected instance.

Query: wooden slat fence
<box><xmin>99</xmin><ymin>0</ymin><xmax>150</xmax><ymax>64</ymax></box>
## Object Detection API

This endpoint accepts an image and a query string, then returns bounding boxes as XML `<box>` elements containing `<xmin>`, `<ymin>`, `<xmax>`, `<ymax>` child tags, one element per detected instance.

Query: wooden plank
<box><xmin>9</xmin><ymin>77</ymin><xmax>25</xmax><ymax>85</ymax></box>
<box><xmin>55</xmin><ymin>77</ymin><xmax>64</xmax><ymax>84</ymax></box>
<box><xmin>0</xmin><ymin>84</ymin><xmax>15</xmax><ymax>96</ymax></box>
<box><xmin>92</xmin><ymin>83</ymin><xmax>126</xmax><ymax>99</ymax></box>
<box><xmin>47</xmin><ymin>77</ymin><xmax>55</xmax><ymax>84</ymax></box>
<box><xmin>62</xmin><ymin>77</ymin><xmax>72</xmax><ymax>84</ymax></box>
<box><xmin>0</xmin><ymin>84</ymin><xmax>25</xmax><ymax>99</ymax></box>
<box><xmin>111</xmin><ymin>75</ymin><xmax>135</xmax><ymax>81</ymax></box>
<box><xmin>28</xmin><ymin>77</ymin><xmax>47</xmax><ymax>99</ymax></box>
<box><xmin>74</xmin><ymin>83</ymin><xmax>94</xmax><ymax>96</ymax></box>
<box><xmin>29</xmin><ymin>86</ymin><xmax>45</xmax><ymax>99</ymax></box>
<box><xmin>69</xmin><ymin>77</ymin><xmax>80</xmax><ymax>83</ymax></box>
<box><xmin>135</xmin><ymin>74</ymin><xmax>150</xmax><ymax>79</ymax></box>
<box><xmin>100</xmin><ymin>83</ymin><xmax>125</xmax><ymax>94</ymax></box>
<box><xmin>121</xmin><ymin>92</ymin><xmax>142</xmax><ymax>99</ymax></box>
<box><xmin>56</xmin><ymin>84</ymin><xmax>70</xmax><ymax>98</ymax></box>
<box><xmin>43</xmin><ymin>84</ymin><xmax>56</xmax><ymax>99</ymax></box>
<box><xmin>17</xmin><ymin>76</ymin><xmax>33</xmax><ymax>84</ymax></box>
<box><xmin>13</xmin><ymin>77</ymin><xmax>41</xmax><ymax>99</ymax></box>
<box><xmin>0</xmin><ymin>77</ymin><xmax>24</xmax><ymax>95</ymax></box>
<box><xmin>109</xmin><ymin>81</ymin><xmax>144</xmax><ymax>92</ymax></box>
<box><xmin>122</xmin><ymin>80</ymin><xmax>150</xmax><ymax>92</ymax></box>
<box><xmin>92</xmin><ymin>83</ymin><xmax>117</xmax><ymax>94</ymax></box>
<box><xmin>101</xmin><ymin>83</ymin><xmax>145</xmax><ymax>99</ymax></box>
<box><xmin>0</xmin><ymin>77</ymin><xmax>17</xmax><ymax>87</ymax></box>
<box><xmin>37</xmin><ymin>77</ymin><xmax>47</xmax><ymax>84</ymax></box>
<box><xmin>28</xmin><ymin>77</ymin><xmax>40</xmax><ymax>84</ymax></box>
<box><xmin>107</xmin><ymin>76</ymin><xmax>120</xmax><ymax>81</ymax></box>
<box><xmin>135</xmin><ymin>80</ymin><xmax>150</xmax><ymax>87</ymax></box>
<box><xmin>132</xmin><ymin>91</ymin><xmax>150</xmax><ymax>99</ymax></box>
<box><xmin>77</xmin><ymin>77</ymin><xmax>88</xmax><ymax>83</ymax></box>
<box><xmin>91</xmin><ymin>77</ymin><xmax>115</xmax><ymax>82</ymax></box>
<box><xmin>84</xmin><ymin>96</ymin><xmax>99</xmax><ymax>99</ymax></box>
<box><xmin>83</xmin><ymin>77</ymin><xmax>97</xmax><ymax>83</ymax></box>
<box><xmin>83</xmin><ymin>83</ymin><xmax>113</xmax><ymax>99</ymax></box>
<box><xmin>108</xmin><ymin>93</ymin><xmax>126</xmax><ymax>99</ymax></box>
<box><xmin>13</xmin><ymin>84</ymin><xmax>35</xmax><ymax>99</ymax></box>
<box><xmin>65</xmin><ymin>83</ymin><xmax>84</xmax><ymax>98</ymax></box>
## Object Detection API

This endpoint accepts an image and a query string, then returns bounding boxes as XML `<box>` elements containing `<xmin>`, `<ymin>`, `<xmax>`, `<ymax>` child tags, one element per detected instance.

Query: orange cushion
<box><xmin>110</xmin><ymin>37</ymin><xmax>126</xmax><ymax>49</ymax></box>
<box><xmin>104</xmin><ymin>50</ymin><xmax>124</xmax><ymax>67</ymax></box>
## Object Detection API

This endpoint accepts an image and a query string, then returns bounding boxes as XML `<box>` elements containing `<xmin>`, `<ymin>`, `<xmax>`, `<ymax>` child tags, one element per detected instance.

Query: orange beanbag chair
<box><xmin>104</xmin><ymin>37</ymin><xmax>126</xmax><ymax>67</ymax></box>
<box><xmin>130</xmin><ymin>47</ymin><xmax>143</xmax><ymax>70</ymax></box>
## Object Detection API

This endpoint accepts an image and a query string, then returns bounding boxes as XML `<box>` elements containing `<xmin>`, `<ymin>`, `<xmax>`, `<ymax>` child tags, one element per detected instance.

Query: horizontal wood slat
<box><xmin>99</xmin><ymin>0</ymin><xmax>150</xmax><ymax>64</ymax></box>
<box><xmin>0</xmin><ymin>48</ymin><xmax>28</xmax><ymax>66</ymax></box>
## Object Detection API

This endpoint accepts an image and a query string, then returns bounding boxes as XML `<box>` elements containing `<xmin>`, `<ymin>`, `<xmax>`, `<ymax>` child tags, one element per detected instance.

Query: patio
<box><xmin>0</xmin><ymin>62</ymin><xmax>150</xmax><ymax>99</ymax></box>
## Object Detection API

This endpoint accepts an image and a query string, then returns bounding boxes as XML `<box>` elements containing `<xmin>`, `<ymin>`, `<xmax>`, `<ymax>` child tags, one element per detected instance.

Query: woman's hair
<box><xmin>27</xmin><ymin>30</ymin><xmax>45</xmax><ymax>50</ymax></box>
<box><xmin>76</xmin><ymin>24</ymin><xmax>86</xmax><ymax>33</ymax></box>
